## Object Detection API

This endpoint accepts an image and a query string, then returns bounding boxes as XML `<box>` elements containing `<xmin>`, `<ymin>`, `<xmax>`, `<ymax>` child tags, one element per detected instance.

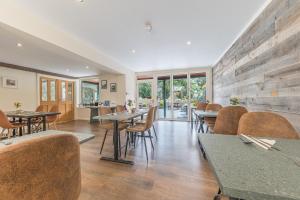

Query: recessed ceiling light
<box><xmin>131</xmin><ymin>49</ymin><xmax>136</xmax><ymax>54</ymax></box>
<box><xmin>77</xmin><ymin>0</ymin><xmax>84</xmax><ymax>2</ymax></box>
<box><xmin>17</xmin><ymin>43</ymin><xmax>23</xmax><ymax>47</ymax></box>
<box><xmin>186</xmin><ymin>41</ymin><xmax>192</xmax><ymax>45</ymax></box>
<box><xmin>85</xmin><ymin>66</ymin><xmax>89</xmax><ymax>69</ymax></box>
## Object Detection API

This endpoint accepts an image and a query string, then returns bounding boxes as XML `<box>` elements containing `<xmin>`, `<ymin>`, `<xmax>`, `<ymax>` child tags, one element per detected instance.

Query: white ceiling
<box><xmin>2</xmin><ymin>0</ymin><xmax>269</xmax><ymax>73</ymax></box>
<box><xmin>0</xmin><ymin>23</ymin><xmax>118</xmax><ymax>77</ymax></box>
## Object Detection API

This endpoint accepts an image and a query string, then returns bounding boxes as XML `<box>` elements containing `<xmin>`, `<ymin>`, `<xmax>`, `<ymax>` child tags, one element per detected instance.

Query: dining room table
<box><xmin>193</xmin><ymin>110</ymin><xmax>218</xmax><ymax>133</ymax></box>
<box><xmin>93</xmin><ymin>109</ymin><xmax>148</xmax><ymax>165</ymax></box>
<box><xmin>199</xmin><ymin>134</ymin><xmax>300</xmax><ymax>200</ymax></box>
<box><xmin>6</xmin><ymin>111</ymin><xmax>61</xmax><ymax>135</ymax></box>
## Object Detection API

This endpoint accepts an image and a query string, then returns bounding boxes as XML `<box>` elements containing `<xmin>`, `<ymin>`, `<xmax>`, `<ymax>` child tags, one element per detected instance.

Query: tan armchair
<box><xmin>237</xmin><ymin>112</ymin><xmax>299</xmax><ymax>139</ymax></box>
<box><xmin>47</xmin><ymin>105</ymin><xmax>59</xmax><ymax>129</ymax></box>
<box><xmin>0</xmin><ymin>134</ymin><xmax>81</xmax><ymax>200</ymax></box>
<box><xmin>204</xmin><ymin>104</ymin><xmax>222</xmax><ymax>133</ymax></box>
<box><xmin>0</xmin><ymin>110</ymin><xmax>26</xmax><ymax>138</ymax></box>
<box><xmin>213</xmin><ymin>106</ymin><xmax>248</xmax><ymax>135</ymax></box>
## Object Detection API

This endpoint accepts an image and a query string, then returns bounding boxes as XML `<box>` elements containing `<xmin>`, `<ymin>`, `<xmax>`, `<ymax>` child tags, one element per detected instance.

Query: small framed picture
<box><xmin>2</xmin><ymin>77</ymin><xmax>18</xmax><ymax>89</ymax></box>
<box><xmin>101</xmin><ymin>80</ymin><xmax>107</xmax><ymax>89</ymax></box>
<box><xmin>110</xmin><ymin>83</ymin><xmax>117</xmax><ymax>92</ymax></box>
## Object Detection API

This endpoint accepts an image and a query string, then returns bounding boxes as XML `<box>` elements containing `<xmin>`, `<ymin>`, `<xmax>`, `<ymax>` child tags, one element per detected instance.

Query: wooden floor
<box><xmin>57</xmin><ymin>120</ymin><xmax>219</xmax><ymax>200</ymax></box>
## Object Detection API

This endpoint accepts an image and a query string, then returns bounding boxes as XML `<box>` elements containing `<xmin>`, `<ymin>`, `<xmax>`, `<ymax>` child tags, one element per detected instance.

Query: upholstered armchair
<box><xmin>237</xmin><ymin>112</ymin><xmax>299</xmax><ymax>139</ymax></box>
<box><xmin>0</xmin><ymin>134</ymin><xmax>81</xmax><ymax>200</ymax></box>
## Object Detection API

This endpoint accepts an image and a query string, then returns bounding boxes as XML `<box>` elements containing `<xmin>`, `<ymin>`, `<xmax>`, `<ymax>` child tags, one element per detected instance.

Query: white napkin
<box><xmin>260</xmin><ymin>139</ymin><xmax>276</xmax><ymax>146</ymax></box>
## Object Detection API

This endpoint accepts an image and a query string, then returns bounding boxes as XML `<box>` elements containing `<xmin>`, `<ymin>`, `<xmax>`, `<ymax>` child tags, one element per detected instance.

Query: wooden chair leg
<box><xmin>100</xmin><ymin>130</ymin><xmax>108</xmax><ymax>154</ymax></box>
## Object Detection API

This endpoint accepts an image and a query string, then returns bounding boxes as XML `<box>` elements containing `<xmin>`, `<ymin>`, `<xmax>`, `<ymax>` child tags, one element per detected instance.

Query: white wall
<box><xmin>99</xmin><ymin>74</ymin><xmax>126</xmax><ymax>105</ymax></box>
<box><xmin>0</xmin><ymin>66</ymin><xmax>38</xmax><ymax>111</ymax></box>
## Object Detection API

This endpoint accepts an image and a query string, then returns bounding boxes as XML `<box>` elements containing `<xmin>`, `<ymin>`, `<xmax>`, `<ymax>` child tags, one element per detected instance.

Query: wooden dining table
<box><xmin>93</xmin><ymin>110</ymin><xmax>148</xmax><ymax>165</ymax></box>
<box><xmin>200</xmin><ymin>134</ymin><xmax>300</xmax><ymax>200</ymax></box>
<box><xmin>6</xmin><ymin>111</ymin><xmax>61</xmax><ymax>135</ymax></box>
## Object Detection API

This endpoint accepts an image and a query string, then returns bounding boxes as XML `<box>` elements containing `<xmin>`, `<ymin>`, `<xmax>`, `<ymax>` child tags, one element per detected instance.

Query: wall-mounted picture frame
<box><xmin>2</xmin><ymin>77</ymin><xmax>18</xmax><ymax>89</ymax></box>
<box><xmin>110</xmin><ymin>83</ymin><xmax>117</xmax><ymax>92</ymax></box>
<box><xmin>101</xmin><ymin>80</ymin><xmax>107</xmax><ymax>89</ymax></box>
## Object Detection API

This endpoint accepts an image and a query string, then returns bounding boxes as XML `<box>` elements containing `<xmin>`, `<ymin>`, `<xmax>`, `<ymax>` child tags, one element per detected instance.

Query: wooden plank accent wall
<box><xmin>213</xmin><ymin>0</ymin><xmax>300</xmax><ymax>132</ymax></box>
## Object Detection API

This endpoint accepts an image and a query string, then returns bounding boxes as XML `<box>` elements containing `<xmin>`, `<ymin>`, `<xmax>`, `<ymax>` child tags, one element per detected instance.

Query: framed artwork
<box><xmin>101</xmin><ymin>80</ymin><xmax>107</xmax><ymax>89</ymax></box>
<box><xmin>110</xmin><ymin>83</ymin><xmax>117</xmax><ymax>92</ymax></box>
<box><xmin>2</xmin><ymin>77</ymin><xmax>18</xmax><ymax>89</ymax></box>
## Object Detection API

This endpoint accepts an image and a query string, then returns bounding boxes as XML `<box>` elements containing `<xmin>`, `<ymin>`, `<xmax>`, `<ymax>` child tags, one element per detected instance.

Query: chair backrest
<box><xmin>47</xmin><ymin>105</ymin><xmax>59</xmax><ymax>123</ymax></box>
<box><xmin>99</xmin><ymin>107</ymin><xmax>112</xmax><ymax>115</ymax></box>
<box><xmin>0</xmin><ymin>110</ymin><xmax>13</xmax><ymax>129</ymax></box>
<box><xmin>196</xmin><ymin>102</ymin><xmax>208</xmax><ymax>111</ymax></box>
<box><xmin>145</xmin><ymin>107</ymin><xmax>155</xmax><ymax>130</ymax></box>
<box><xmin>35</xmin><ymin>105</ymin><xmax>45</xmax><ymax>112</ymax></box>
<box><xmin>238</xmin><ymin>112</ymin><xmax>299</xmax><ymax>139</ymax></box>
<box><xmin>205</xmin><ymin>103</ymin><xmax>222</xmax><ymax>112</ymax></box>
<box><xmin>213</xmin><ymin>106</ymin><xmax>248</xmax><ymax>135</ymax></box>
<box><xmin>116</xmin><ymin>105</ymin><xmax>125</xmax><ymax>112</ymax></box>
<box><xmin>0</xmin><ymin>134</ymin><xmax>81</xmax><ymax>200</ymax></box>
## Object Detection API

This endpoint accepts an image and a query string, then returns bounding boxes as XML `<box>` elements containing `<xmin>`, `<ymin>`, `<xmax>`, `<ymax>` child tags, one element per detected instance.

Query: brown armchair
<box><xmin>116</xmin><ymin>105</ymin><xmax>126</xmax><ymax>112</ymax></box>
<box><xmin>213</xmin><ymin>106</ymin><xmax>248</xmax><ymax>135</ymax></box>
<box><xmin>0</xmin><ymin>134</ymin><xmax>81</xmax><ymax>200</ymax></box>
<box><xmin>237</xmin><ymin>112</ymin><xmax>299</xmax><ymax>139</ymax></box>
<box><xmin>196</xmin><ymin>102</ymin><xmax>208</xmax><ymax>111</ymax></box>
<box><xmin>47</xmin><ymin>105</ymin><xmax>59</xmax><ymax>130</ymax></box>
<box><xmin>0</xmin><ymin>110</ymin><xmax>26</xmax><ymax>138</ymax></box>
<box><xmin>204</xmin><ymin>104</ymin><xmax>222</xmax><ymax>133</ymax></box>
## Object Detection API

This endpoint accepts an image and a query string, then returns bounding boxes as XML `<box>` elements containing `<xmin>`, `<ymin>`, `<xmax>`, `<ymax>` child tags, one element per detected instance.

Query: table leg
<box><xmin>100</xmin><ymin>120</ymin><xmax>134</xmax><ymax>165</ymax></box>
<box><xmin>27</xmin><ymin>118</ymin><xmax>32</xmax><ymax>134</ymax></box>
<box><xmin>42</xmin><ymin>116</ymin><xmax>47</xmax><ymax>131</ymax></box>
<box><xmin>191</xmin><ymin>109</ymin><xmax>194</xmax><ymax>129</ymax></box>
<box><xmin>19</xmin><ymin>117</ymin><xmax>23</xmax><ymax>136</ymax></box>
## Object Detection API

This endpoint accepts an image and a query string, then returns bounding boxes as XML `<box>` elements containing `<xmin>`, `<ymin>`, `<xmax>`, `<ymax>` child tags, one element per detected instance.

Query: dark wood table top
<box><xmin>6</xmin><ymin>111</ymin><xmax>61</xmax><ymax>118</ymax></box>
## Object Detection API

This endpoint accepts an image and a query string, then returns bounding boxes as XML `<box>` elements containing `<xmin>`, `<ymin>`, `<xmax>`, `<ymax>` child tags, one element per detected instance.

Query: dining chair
<box><xmin>116</xmin><ymin>105</ymin><xmax>126</xmax><ymax>112</ymax></box>
<box><xmin>32</xmin><ymin>105</ymin><xmax>46</xmax><ymax>133</ymax></box>
<box><xmin>98</xmin><ymin>107</ymin><xmax>128</xmax><ymax>155</ymax></box>
<box><xmin>47</xmin><ymin>105</ymin><xmax>59</xmax><ymax>130</ymax></box>
<box><xmin>213</xmin><ymin>106</ymin><xmax>248</xmax><ymax>135</ymax></box>
<box><xmin>204</xmin><ymin>104</ymin><xmax>223</xmax><ymax>133</ymax></box>
<box><xmin>0</xmin><ymin>110</ymin><xmax>26</xmax><ymax>138</ymax></box>
<box><xmin>195</xmin><ymin>102</ymin><xmax>208</xmax><ymax>128</ymax></box>
<box><xmin>125</xmin><ymin>106</ymin><xmax>155</xmax><ymax>164</ymax></box>
<box><xmin>0</xmin><ymin>134</ymin><xmax>81</xmax><ymax>200</ymax></box>
<box><xmin>136</xmin><ymin>106</ymin><xmax>158</xmax><ymax>139</ymax></box>
<box><xmin>237</xmin><ymin>112</ymin><xmax>299</xmax><ymax>139</ymax></box>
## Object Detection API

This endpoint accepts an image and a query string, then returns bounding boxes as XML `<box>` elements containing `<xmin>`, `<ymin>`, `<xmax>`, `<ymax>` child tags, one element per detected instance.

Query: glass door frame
<box><xmin>136</xmin><ymin>69</ymin><xmax>210</xmax><ymax>121</ymax></box>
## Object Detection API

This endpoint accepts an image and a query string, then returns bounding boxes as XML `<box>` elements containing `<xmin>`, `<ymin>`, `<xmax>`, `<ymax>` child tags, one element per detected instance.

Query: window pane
<box><xmin>173</xmin><ymin>74</ymin><xmax>188</xmax><ymax>120</ymax></box>
<box><xmin>50</xmin><ymin>80</ymin><xmax>56</xmax><ymax>101</ymax></box>
<box><xmin>138</xmin><ymin>82</ymin><xmax>152</xmax><ymax>109</ymax></box>
<box><xmin>67</xmin><ymin>82</ymin><xmax>73</xmax><ymax>101</ymax></box>
<box><xmin>41</xmin><ymin>79</ymin><xmax>48</xmax><ymax>101</ymax></box>
<box><xmin>157</xmin><ymin>76</ymin><xmax>171</xmax><ymax>119</ymax></box>
<box><xmin>61</xmin><ymin>81</ymin><xmax>66</xmax><ymax>101</ymax></box>
<box><xmin>190</xmin><ymin>73</ymin><xmax>206</xmax><ymax>106</ymax></box>
<box><xmin>81</xmin><ymin>81</ymin><xmax>99</xmax><ymax>105</ymax></box>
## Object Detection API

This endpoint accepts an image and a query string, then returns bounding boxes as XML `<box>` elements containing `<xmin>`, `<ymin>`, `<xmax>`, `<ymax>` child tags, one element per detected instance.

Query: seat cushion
<box><xmin>127</xmin><ymin>124</ymin><xmax>146</xmax><ymax>132</ymax></box>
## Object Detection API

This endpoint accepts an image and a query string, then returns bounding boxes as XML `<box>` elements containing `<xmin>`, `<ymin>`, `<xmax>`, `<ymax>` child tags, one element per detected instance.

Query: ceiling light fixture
<box><xmin>131</xmin><ymin>49</ymin><xmax>136</xmax><ymax>54</ymax></box>
<box><xmin>17</xmin><ymin>43</ymin><xmax>23</xmax><ymax>47</ymax></box>
<box><xmin>144</xmin><ymin>22</ymin><xmax>152</xmax><ymax>33</ymax></box>
<box><xmin>186</xmin><ymin>41</ymin><xmax>192</xmax><ymax>45</ymax></box>
<box><xmin>77</xmin><ymin>0</ymin><xmax>84</xmax><ymax>2</ymax></box>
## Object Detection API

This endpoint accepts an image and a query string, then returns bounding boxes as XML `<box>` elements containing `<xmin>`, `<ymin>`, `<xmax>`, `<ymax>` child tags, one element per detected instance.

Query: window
<box><xmin>190</xmin><ymin>73</ymin><xmax>206</xmax><ymax>106</ymax></box>
<box><xmin>41</xmin><ymin>79</ymin><xmax>48</xmax><ymax>101</ymax></box>
<box><xmin>50</xmin><ymin>80</ymin><xmax>56</xmax><ymax>101</ymax></box>
<box><xmin>61</xmin><ymin>81</ymin><xmax>66</xmax><ymax>101</ymax></box>
<box><xmin>81</xmin><ymin>81</ymin><xmax>99</xmax><ymax>105</ymax></box>
<box><xmin>67</xmin><ymin>82</ymin><xmax>73</xmax><ymax>101</ymax></box>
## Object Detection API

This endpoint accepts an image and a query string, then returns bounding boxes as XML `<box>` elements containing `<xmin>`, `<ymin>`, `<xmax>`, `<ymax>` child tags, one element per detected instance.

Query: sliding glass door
<box><xmin>157</xmin><ymin>75</ymin><xmax>171</xmax><ymax>119</ymax></box>
<box><xmin>173</xmin><ymin>74</ymin><xmax>188</xmax><ymax>120</ymax></box>
<box><xmin>137</xmin><ymin>79</ymin><xmax>153</xmax><ymax>109</ymax></box>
